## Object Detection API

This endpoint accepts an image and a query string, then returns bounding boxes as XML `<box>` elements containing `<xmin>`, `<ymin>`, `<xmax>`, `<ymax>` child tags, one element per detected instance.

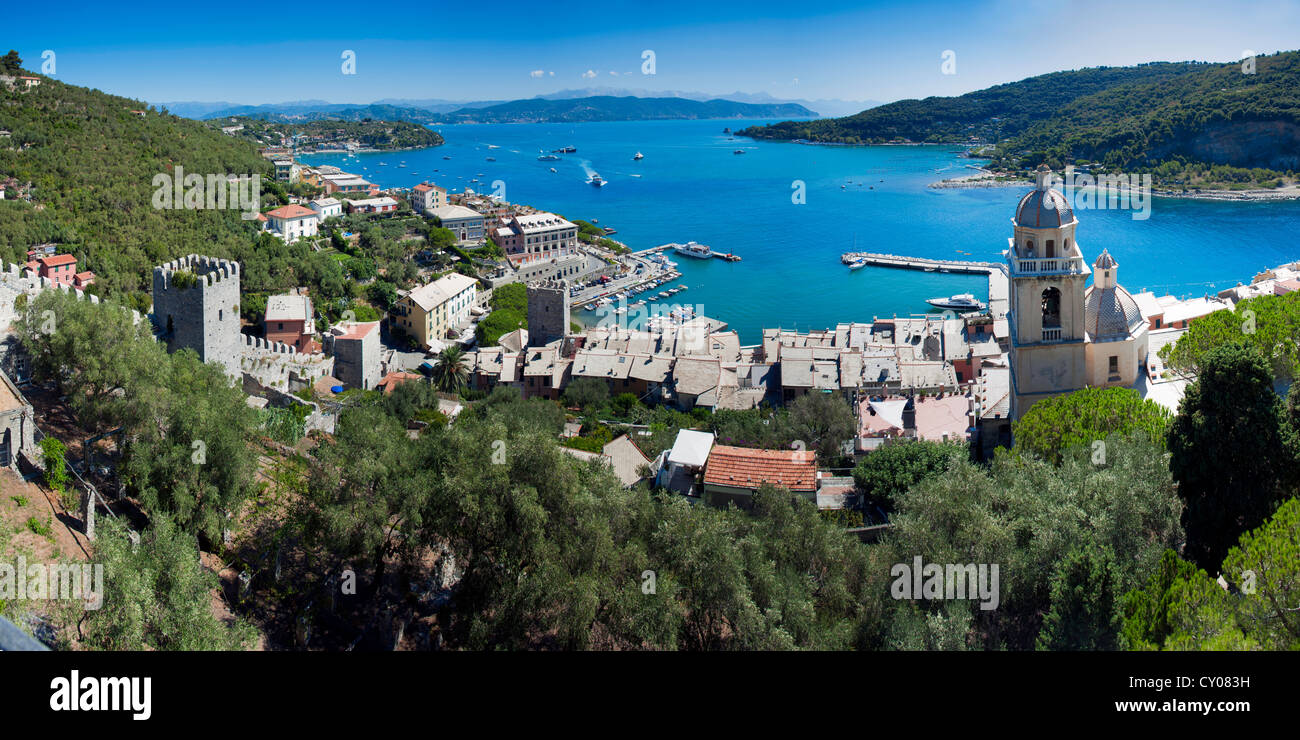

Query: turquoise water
<box><xmin>303</xmin><ymin>119</ymin><xmax>1300</xmax><ymax>344</ymax></box>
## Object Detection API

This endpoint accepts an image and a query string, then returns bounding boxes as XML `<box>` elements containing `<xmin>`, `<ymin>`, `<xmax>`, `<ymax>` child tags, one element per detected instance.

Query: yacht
<box><xmin>538</xmin><ymin>152</ymin><xmax>560</xmax><ymax>161</ymax></box>
<box><xmin>549</xmin><ymin>167</ymin><xmax>557</xmax><ymax>173</ymax></box>
<box><xmin>848</xmin><ymin>258</ymin><xmax>868</xmax><ymax>270</ymax></box>
<box><xmin>673</xmin><ymin>241</ymin><xmax>713</xmax><ymax>259</ymax></box>
<box><xmin>925</xmin><ymin>294</ymin><xmax>985</xmax><ymax>311</ymax></box>
<box><xmin>554</xmin><ymin>146</ymin><xmax>577</xmax><ymax>153</ymax></box>
<box><xmin>633</xmin><ymin>152</ymin><xmax>644</xmax><ymax>160</ymax></box>
<box><xmin>589</xmin><ymin>174</ymin><xmax>606</xmax><ymax>187</ymax></box>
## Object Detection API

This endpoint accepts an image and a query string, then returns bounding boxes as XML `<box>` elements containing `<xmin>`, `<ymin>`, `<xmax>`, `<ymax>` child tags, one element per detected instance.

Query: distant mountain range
<box><xmin>162</xmin><ymin>89</ymin><xmax>861</xmax><ymax>123</ymax></box>
<box><xmin>430</xmin><ymin>96</ymin><xmax>816</xmax><ymax>123</ymax></box>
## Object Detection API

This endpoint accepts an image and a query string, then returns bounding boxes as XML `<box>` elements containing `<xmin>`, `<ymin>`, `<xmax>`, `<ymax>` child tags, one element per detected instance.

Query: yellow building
<box><xmin>391</xmin><ymin>273</ymin><xmax>479</xmax><ymax>348</ymax></box>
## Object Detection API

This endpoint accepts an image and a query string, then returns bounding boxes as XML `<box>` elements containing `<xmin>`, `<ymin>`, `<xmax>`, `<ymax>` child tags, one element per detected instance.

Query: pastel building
<box><xmin>495</xmin><ymin>212</ymin><xmax>578</xmax><ymax>265</ymax></box>
<box><xmin>391</xmin><ymin>273</ymin><xmax>479</xmax><ymax>348</ymax></box>
<box><xmin>264</xmin><ymin>292</ymin><xmax>315</xmax><ymax>352</ymax></box>
<box><xmin>27</xmin><ymin>254</ymin><xmax>78</xmax><ymax>286</ymax></box>
<box><xmin>325</xmin><ymin>321</ymin><xmax>382</xmax><ymax>390</ymax></box>
<box><xmin>411</xmin><ymin>183</ymin><xmax>447</xmax><ymax>214</ymax></box>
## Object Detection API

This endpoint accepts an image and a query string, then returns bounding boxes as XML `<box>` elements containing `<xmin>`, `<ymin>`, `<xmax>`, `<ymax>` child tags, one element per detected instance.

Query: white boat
<box><xmin>633</xmin><ymin>152</ymin><xmax>644</xmax><ymax>160</ymax></box>
<box><xmin>538</xmin><ymin>152</ymin><xmax>560</xmax><ymax>161</ymax></box>
<box><xmin>848</xmin><ymin>259</ymin><xmax>868</xmax><ymax>270</ymax></box>
<box><xmin>589</xmin><ymin>174</ymin><xmax>606</xmax><ymax>187</ymax></box>
<box><xmin>549</xmin><ymin>167</ymin><xmax>557</xmax><ymax>173</ymax></box>
<box><xmin>673</xmin><ymin>241</ymin><xmax>713</xmax><ymax>259</ymax></box>
<box><xmin>925</xmin><ymin>293</ymin><xmax>985</xmax><ymax>311</ymax></box>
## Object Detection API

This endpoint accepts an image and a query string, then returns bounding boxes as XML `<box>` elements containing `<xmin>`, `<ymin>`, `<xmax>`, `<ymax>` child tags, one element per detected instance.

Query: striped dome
<box><xmin>1085</xmin><ymin>285</ymin><xmax>1143</xmax><ymax>340</ymax></box>
<box><xmin>1015</xmin><ymin>188</ymin><xmax>1074</xmax><ymax>229</ymax></box>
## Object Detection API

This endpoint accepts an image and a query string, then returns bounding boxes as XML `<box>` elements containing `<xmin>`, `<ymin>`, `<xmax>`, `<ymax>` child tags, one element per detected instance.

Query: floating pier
<box><xmin>840</xmin><ymin>251</ymin><xmax>998</xmax><ymax>274</ymax></box>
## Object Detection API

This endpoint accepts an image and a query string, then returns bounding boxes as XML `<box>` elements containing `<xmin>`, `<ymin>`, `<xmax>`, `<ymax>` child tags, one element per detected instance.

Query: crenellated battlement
<box><xmin>153</xmin><ymin>254</ymin><xmax>241</xmax><ymax>291</ymax></box>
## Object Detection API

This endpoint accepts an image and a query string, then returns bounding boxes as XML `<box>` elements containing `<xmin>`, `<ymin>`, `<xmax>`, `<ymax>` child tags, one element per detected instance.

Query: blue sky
<box><xmin>7</xmin><ymin>0</ymin><xmax>1300</xmax><ymax>106</ymax></box>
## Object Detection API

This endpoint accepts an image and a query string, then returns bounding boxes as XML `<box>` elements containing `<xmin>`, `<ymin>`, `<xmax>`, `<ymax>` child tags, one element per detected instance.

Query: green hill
<box><xmin>0</xmin><ymin>60</ymin><xmax>322</xmax><ymax>307</ymax></box>
<box><xmin>207</xmin><ymin>116</ymin><xmax>443</xmax><ymax>151</ymax></box>
<box><xmin>434</xmin><ymin>95</ymin><xmax>816</xmax><ymax>123</ymax></box>
<box><xmin>741</xmin><ymin>52</ymin><xmax>1300</xmax><ymax>188</ymax></box>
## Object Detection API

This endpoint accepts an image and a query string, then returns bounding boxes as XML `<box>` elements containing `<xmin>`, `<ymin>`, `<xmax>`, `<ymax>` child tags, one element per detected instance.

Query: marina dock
<box><xmin>840</xmin><ymin>251</ymin><xmax>999</xmax><ymax>274</ymax></box>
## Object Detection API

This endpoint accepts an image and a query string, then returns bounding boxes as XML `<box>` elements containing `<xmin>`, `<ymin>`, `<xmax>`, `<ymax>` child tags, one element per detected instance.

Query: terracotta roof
<box><xmin>39</xmin><ymin>254</ymin><xmax>76</xmax><ymax>267</ymax></box>
<box><xmin>265</xmin><ymin>204</ymin><xmax>318</xmax><ymax>220</ymax></box>
<box><xmin>703</xmin><ymin>444</ymin><xmax>817</xmax><ymax>492</ymax></box>
<box><xmin>378</xmin><ymin>371</ymin><xmax>423</xmax><ymax>395</ymax></box>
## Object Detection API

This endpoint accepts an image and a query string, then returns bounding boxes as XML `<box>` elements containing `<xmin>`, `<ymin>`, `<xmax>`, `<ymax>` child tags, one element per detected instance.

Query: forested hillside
<box><xmin>0</xmin><ymin>60</ymin><xmax>314</xmax><ymax>308</ymax></box>
<box><xmin>743</xmin><ymin>52</ymin><xmax>1300</xmax><ymax>188</ymax></box>
<box><xmin>208</xmin><ymin>116</ymin><xmax>443</xmax><ymax>151</ymax></box>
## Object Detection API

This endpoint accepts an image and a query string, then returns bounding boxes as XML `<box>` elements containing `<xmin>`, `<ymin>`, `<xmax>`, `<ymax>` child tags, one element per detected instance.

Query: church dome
<box><xmin>1015</xmin><ymin>188</ymin><xmax>1074</xmax><ymax>228</ymax></box>
<box><xmin>1085</xmin><ymin>284</ymin><xmax>1143</xmax><ymax>340</ymax></box>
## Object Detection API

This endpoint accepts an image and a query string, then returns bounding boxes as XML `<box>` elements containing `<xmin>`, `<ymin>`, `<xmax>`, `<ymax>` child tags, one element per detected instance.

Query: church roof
<box><xmin>1015</xmin><ymin>188</ymin><xmax>1074</xmax><ymax>229</ymax></box>
<box><xmin>1094</xmin><ymin>249</ymin><xmax>1117</xmax><ymax>269</ymax></box>
<box><xmin>1085</xmin><ymin>284</ymin><xmax>1144</xmax><ymax>340</ymax></box>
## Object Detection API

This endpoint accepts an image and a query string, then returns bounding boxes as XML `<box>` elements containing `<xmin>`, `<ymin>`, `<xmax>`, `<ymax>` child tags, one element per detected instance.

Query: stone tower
<box><xmin>526</xmin><ymin>278</ymin><xmax>569</xmax><ymax>347</ymax></box>
<box><xmin>152</xmin><ymin>255</ymin><xmax>242</xmax><ymax>377</ymax></box>
<box><xmin>1007</xmin><ymin>167</ymin><xmax>1091</xmax><ymax>419</ymax></box>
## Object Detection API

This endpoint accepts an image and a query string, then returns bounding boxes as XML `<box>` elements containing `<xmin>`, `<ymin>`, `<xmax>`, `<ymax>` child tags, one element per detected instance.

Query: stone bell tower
<box><xmin>1007</xmin><ymin>166</ymin><xmax>1091</xmax><ymax>419</ymax></box>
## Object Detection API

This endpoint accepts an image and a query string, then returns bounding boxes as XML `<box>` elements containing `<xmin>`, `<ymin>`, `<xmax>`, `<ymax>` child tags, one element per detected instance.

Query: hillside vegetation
<box><xmin>743</xmin><ymin>52</ymin><xmax>1300</xmax><ymax>188</ymax></box>
<box><xmin>208</xmin><ymin>116</ymin><xmax>442</xmax><ymax>151</ymax></box>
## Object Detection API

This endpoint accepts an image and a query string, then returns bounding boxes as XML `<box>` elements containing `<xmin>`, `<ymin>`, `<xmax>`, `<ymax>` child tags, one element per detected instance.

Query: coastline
<box><xmin>930</xmin><ymin>171</ymin><xmax>1300</xmax><ymax>202</ymax></box>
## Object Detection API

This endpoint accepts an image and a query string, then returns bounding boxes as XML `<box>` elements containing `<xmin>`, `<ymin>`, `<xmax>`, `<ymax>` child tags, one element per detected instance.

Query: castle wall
<box><xmin>526</xmin><ymin>279</ymin><xmax>569</xmax><ymax>347</ymax></box>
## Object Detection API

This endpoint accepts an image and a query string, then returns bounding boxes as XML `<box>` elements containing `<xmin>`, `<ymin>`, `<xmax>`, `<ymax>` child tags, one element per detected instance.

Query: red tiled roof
<box><xmin>703</xmin><ymin>444</ymin><xmax>817</xmax><ymax>492</ymax></box>
<box><xmin>413</xmin><ymin>184</ymin><xmax>433</xmax><ymax>192</ymax></box>
<box><xmin>39</xmin><ymin>254</ymin><xmax>76</xmax><ymax>267</ymax></box>
<box><xmin>265</xmin><ymin>204</ymin><xmax>317</xmax><ymax>220</ymax></box>
<box><xmin>378</xmin><ymin>371</ymin><xmax>423</xmax><ymax>395</ymax></box>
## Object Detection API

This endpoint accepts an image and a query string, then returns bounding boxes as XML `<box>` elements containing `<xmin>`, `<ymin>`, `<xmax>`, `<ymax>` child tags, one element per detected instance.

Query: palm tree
<box><xmin>430</xmin><ymin>345</ymin><xmax>468</xmax><ymax>394</ymax></box>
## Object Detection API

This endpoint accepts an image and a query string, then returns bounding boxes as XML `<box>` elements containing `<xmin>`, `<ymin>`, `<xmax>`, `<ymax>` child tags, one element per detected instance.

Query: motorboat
<box><xmin>925</xmin><ymin>294</ymin><xmax>985</xmax><ymax>311</ymax></box>
<box><xmin>633</xmin><ymin>152</ymin><xmax>644</xmax><ymax>160</ymax></box>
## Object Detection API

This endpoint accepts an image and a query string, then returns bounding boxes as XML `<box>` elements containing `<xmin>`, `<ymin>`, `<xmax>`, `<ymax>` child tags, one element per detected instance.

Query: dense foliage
<box><xmin>1167</xmin><ymin>343</ymin><xmax>1295</xmax><ymax>572</ymax></box>
<box><xmin>1012</xmin><ymin>386</ymin><xmax>1172</xmax><ymax>464</ymax></box>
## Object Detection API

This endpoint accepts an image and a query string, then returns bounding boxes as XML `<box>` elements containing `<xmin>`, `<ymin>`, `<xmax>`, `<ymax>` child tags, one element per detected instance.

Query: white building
<box><xmin>411</xmin><ymin>182</ymin><xmax>447</xmax><ymax>214</ymax></box>
<box><xmin>431</xmin><ymin>205</ymin><xmax>486</xmax><ymax>246</ymax></box>
<box><xmin>308</xmin><ymin>197</ymin><xmax>342</xmax><ymax>220</ymax></box>
<box><xmin>264</xmin><ymin>205</ymin><xmax>321</xmax><ymax>244</ymax></box>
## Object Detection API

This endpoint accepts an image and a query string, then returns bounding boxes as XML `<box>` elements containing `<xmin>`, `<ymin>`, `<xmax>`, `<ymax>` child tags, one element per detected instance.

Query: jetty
<box><xmin>840</xmin><ymin>251</ymin><xmax>998</xmax><ymax>275</ymax></box>
<box><xmin>842</xmin><ymin>251</ymin><xmax>1009</xmax><ymax>319</ymax></box>
<box><xmin>633</xmin><ymin>244</ymin><xmax>741</xmax><ymax>262</ymax></box>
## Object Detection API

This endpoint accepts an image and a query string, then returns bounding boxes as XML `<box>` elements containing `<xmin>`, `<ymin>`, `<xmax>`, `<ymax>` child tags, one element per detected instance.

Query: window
<box><xmin>1045</xmin><ymin>240</ymin><xmax>1055</xmax><ymax>258</ymax></box>
<box><xmin>1109</xmin><ymin>356</ymin><xmax>1119</xmax><ymax>374</ymax></box>
<box><xmin>1041</xmin><ymin>288</ymin><xmax>1061</xmax><ymax>328</ymax></box>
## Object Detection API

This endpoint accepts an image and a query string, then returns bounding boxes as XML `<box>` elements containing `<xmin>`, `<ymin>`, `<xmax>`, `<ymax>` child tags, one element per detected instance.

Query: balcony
<box><xmin>1007</xmin><ymin>253</ymin><xmax>1087</xmax><ymax>276</ymax></box>
<box><xmin>1042</xmin><ymin>327</ymin><xmax>1063</xmax><ymax>342</ymax></box>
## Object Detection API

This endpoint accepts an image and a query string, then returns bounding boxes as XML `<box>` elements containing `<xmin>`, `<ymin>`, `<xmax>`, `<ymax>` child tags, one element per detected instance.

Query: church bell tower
<box><xmin>1007</xmin><ymin>166</ymin><xmax>1091</xmax><ymax>419</ymax></box>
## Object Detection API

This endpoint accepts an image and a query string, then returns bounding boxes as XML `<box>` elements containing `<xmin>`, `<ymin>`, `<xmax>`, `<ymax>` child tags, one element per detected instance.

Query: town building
<box><xmin>345</xmin><ymin>196</ymin><xmax>400</xmax><ymax>214</ymax></box>
<box><xmin>272</xmin><ymin>159</ymin><xmax>302</xmax><ymax>183</ymax></box>
<box><xmin>264</xmin><ymin>204</ymin><xmax>321</xmax><ymax>243</ymax></box>
<box><xmin>495</xmin><ymin>212</ymin><xmax>579</xmax><ymax>265</ymax></box>
<box><xmin>391</xmin><ymin>273</ymin><xmax>479</xmax><ymax>349</ymax></box>
<box><xmin>308</xmin><ymin>197</ymin><xmax>342</xmax><ymax>220</ymax></box>
<box><xmin>324</xmin><ymin>321</ymin><xmax>382</xmax><ymax>390</ymax></box>
<box><xmin>411</xmin><ymin>182</ymin><xmax>447</xmax><ymax>214</ymax></box>
<box><xmin>430</xmin><ymin>205</ymin><xmax>486</xmax><ymax>246</ymax></box>
<box><xmin>27</xmin><ymin>254</ymin><xmax>78</xmax><ymax>286</ymax></box>
<box><xmin>264</xmin><ymin>292</ymin><xmax>315</xmax><ymax>352</ymax></box>
<box><xmin>702</xmin><ymin>444</ymin><xmax>819</xmax><ymax>508</ymax></box>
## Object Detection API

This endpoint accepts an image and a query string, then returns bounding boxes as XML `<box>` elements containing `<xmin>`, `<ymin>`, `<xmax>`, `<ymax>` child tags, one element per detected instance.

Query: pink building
<box><xmin>29</xmin><ymin>254</ymin><xmax>77</xmax><ymax>286</ymax></box>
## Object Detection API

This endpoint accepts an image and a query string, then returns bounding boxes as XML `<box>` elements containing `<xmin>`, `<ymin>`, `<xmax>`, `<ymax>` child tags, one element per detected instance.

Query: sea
<box><xmin>301</xmin><ymin>118</ymin><xmax>1300</xmax><ymax>345</ymax></box>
